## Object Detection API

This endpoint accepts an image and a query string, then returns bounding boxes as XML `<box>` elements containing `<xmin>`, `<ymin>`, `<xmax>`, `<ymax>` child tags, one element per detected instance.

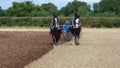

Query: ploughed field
<box><xmin>0</xmin><ymin>31</ymin><xmax>66</xmax><ymax>68</ymax></box>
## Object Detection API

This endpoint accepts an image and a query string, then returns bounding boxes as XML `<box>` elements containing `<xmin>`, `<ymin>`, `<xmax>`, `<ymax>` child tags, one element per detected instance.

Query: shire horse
<box><xmin>69</xmin><ymin>13</ymin><xmax>81</xmax><ymax>45</ymax></box>
<box><xmin>50</xmin><ymin>15</ymin><xmax>62</xmax><ymax>46</ymax></box>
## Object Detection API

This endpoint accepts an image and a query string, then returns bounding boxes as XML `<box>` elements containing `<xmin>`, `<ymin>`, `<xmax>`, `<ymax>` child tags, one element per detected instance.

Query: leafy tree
<box><xmin>78</xmin><ymin>6</ymin><xmax>90</xmax><ymax>16</ymax></box>
<box><xmin>6</xmin><ymin>1</ymin><xmax>39</xmax><ymax>16</ymax></box>
<box><xmin>93</xmin><ymin>3</ymin><xmax>101</xmax><ymax>13</ymax></box>
<box><xmin>60</xmin><ymin>2</ymin><xmax>74</xmax><ymax>16</ymax></box>
<box><xmin>40</xmin><ymin>3</ymin><xmax>58</xmax><ymax>16</ymax></box>
<box><xmin>0</xmin><ymin>7</ymin><xmax>4</xmax><ymax>16</ymax></box>
<box><xmin>94</xmin><ymin>0</ymin><xmax>120</xmax><ymax>16</ymax></box>
<box><xmin>2</xmin><ymin>0</ymin><xmax>120</xmax><ymax>17</ymax></box>
<box><xmin>59</xmin><ymin>0</ymin><xmax>90</xmax><ymax>16</ymax></box>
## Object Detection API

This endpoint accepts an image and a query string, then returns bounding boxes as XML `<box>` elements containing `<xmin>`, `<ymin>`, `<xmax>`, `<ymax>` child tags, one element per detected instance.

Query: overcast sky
<box><xmin>0</xmin><ymin>0</ymin><xmax>101</xmax><ymax>10</ymax></box>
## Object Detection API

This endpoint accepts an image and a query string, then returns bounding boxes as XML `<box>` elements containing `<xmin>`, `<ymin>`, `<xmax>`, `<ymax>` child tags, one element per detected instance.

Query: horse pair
<box><xmin>50</xmin><ymin>14</ymin><xmax>81</xmax><ymax>46</ymax></box>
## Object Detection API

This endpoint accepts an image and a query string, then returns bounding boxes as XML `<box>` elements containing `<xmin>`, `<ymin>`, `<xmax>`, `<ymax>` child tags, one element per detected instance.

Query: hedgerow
<box><xmin>0</xmin><ymin>17</ymin><xmax>120</xmax><ymax>28</ymax></box>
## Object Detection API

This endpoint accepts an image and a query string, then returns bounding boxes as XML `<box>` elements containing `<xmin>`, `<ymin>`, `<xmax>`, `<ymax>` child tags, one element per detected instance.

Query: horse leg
<box><xmin>72</xmin><ymin>36</ymin><xmax>76</xmax><ymax>46</ymax></box>
<box><xmin>53</xmin><ymin>37</ymin><xmax>56</xmax><ymax>45</ymax></box>
<box><xmin>57</xmin><ymin>32</ymin><xmax>61</xmax><ymax>45</ymax></box>
<box><xmin>55</xmin><ymin>34</ymin><xmax>60</xmax><ymax>46</ymax></box>
<box><xmin>78</xmin><ymin>26</ymin><xmax>81</xmax><ymax>39</ymax></box>
<box><xmin>72</xmin><ymin>33</ymin><xmax>76</xmax><ymax>46</ymax></box>
<box><xmin>51</xmin><ymin>33</ymin><xmax>56</xmax><ymax>46</ymax></box>
<box><xmin>76</xmin><ymin>36</ymin><xmax>79</xmax><ymax>45</ymax></box>
<box><xmin>49</xmin><ymin>32</ymin><xmax>54</xmax><ymax>46</ymax></box>
<box><xmin>75</xmin><ymin>28</ymin><xmax>80</xmax><ymax>45</ymax></box>
<box><xmin>71</xmin><ymin>29</ymin><xmax>75</xmax><ymax>46</ymax></box>
<box><xmin>51</xmin><ymin>33</ymin><xmax>57</xmax><ymax>46</ymax></box>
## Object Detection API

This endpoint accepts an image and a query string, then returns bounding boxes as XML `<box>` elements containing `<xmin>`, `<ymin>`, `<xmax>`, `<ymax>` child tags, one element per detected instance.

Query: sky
<box><xmin>0</xmin><ymin>0</ymin><xmax>101</xmax><ymax>10</ymax></box>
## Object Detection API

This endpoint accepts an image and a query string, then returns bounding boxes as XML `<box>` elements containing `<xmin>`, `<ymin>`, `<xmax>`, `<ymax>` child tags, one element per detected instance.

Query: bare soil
<box><xmin>0</xmin><ymin>31</ymin><xmax>59</xmax><ymax>68</ymax></box>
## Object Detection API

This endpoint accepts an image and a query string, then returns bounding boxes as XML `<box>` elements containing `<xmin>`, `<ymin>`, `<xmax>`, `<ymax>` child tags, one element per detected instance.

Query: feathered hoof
<box><xmin>52</xmin><ymin>42</ymin><xmax>61</xmax><ymax>48</ymax></box>
<box><xmin>53</xmin><ymin>44</ymin><xmax>57</xmax><ymax>48</ymax></box>
<box><xmin>75</xmin><ymin>42</ymin><xmax>80</xmax><ymax>45</ymax></box>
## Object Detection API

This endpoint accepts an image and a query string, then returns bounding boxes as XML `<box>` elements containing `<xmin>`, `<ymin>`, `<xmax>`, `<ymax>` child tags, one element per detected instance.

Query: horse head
<box><xmin>53</xmin><ymin>15</ymin><xmax>59</xmax><ymax>28</ymax></box>
<box><xmin>53</xmin><ymin>17</ymin><xmax>58</xmax><ymax>28</ymax></box>
<box><xmin>73</xmin><ymin>13</ymin><xmax>80</xmax><ymax>28</ymax></box>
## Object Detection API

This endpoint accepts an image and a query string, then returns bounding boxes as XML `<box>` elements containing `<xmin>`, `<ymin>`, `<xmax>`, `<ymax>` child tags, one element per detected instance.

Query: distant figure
<box><xmin>62</xmin><ymin>20</ymin><xmax>70</xmax><ymax>41</ymax></box>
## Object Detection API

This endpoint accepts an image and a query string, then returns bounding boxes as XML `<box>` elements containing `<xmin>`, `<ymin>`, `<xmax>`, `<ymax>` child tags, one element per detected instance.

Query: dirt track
<box><xmin>24</xmin><ymin>28</ymin><xmax>120</xmax><ymax>68</ymax></box>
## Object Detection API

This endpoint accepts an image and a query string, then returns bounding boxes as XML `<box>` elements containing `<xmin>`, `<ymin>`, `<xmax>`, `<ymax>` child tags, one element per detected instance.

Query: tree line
<box><xmin>0</xmin><ymin>0</ymin><xmax>120</xmax><ymax>17</ymax></box>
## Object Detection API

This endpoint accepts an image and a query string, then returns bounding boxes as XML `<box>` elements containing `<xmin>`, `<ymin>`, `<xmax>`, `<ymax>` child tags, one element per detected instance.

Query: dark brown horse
<box><xmin>50</xmin><ymin>15</ymin><xmax>62</xmax><ymax>46</ymax></box>
<box><xmin>69</xmin><ymin>13</ymin><xmax>82</xmax><ymax>45</ymax></box>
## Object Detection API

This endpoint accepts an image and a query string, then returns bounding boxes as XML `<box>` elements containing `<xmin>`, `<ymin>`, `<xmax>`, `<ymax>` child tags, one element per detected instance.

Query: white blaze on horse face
<box><xmin>55</xmin><ymin>18</ymin><xmax>58</xmax><ymax>27</ymax></box>
<box><xmin>75</xmin><ymin>18</ymin><xmax>79</xmax><ymax>28</ymax></box>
